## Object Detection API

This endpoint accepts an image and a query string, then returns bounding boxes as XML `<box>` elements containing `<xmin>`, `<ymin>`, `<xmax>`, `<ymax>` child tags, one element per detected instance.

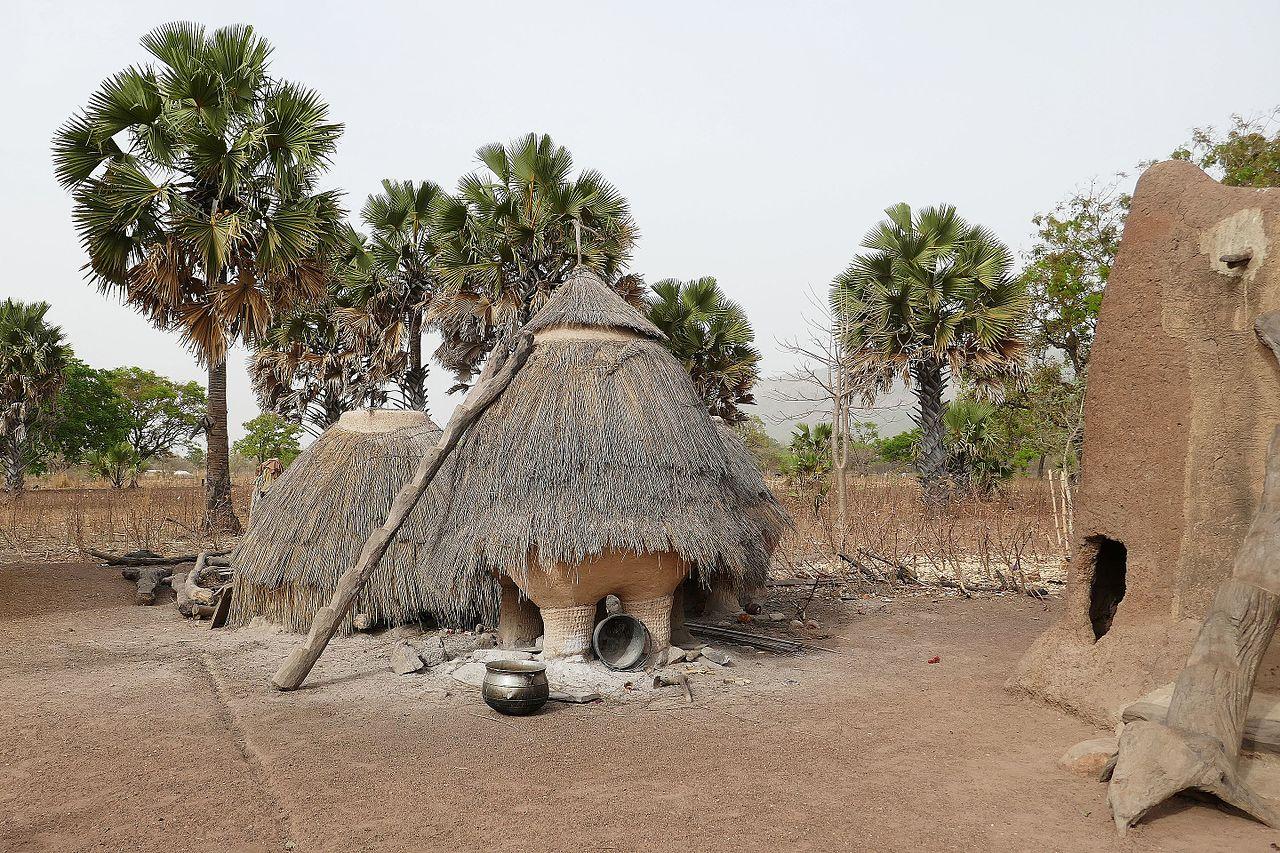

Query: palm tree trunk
<box><xmin>406</xmin><ymin>310</ymin><xmax>426</xmax><ymax>411</ymax></box>
<box><xmin>912</xmin><ymin>359</ymin><xmax>948</xmax><ymax>497</ymax></box>
<box><xmin>204</xmin><ymin>358</ymin><xmax>241</xmax><ymax>534</ymax></box>
<box><xmin>4</xmin><ymin>431</ymin><xmax>24</xmax><ymax>493</ymax></box>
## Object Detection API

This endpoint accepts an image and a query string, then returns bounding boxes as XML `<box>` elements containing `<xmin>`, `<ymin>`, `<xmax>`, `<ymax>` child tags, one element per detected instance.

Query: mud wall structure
<box><xmin>1012</xmin><ymin>160</ymin><xmax>1280</xmax><ymax>724</ymax></box>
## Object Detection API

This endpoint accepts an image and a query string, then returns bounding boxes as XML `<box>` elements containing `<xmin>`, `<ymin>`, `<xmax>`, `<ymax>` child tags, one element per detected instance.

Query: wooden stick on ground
<box><xmin>87</xmin><ymin>548</ymin><xmax>231</xmax><ymax>567</ymax></box>
<box><xmin>1106</xmin><ymin>423</ymin><xmax>1280</xmax><ymax>833</ymax></box>
<box><xmin>271</xmin><ymin>334</ymin><xmax>534</xmax><ymax>691</ymax></box>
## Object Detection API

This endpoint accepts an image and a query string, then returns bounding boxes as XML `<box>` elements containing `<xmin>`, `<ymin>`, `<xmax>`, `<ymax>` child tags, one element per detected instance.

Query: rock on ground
<box><xmin>390</xmin><ymin>641</ymin><xmax>424</xmax><ymax>675</ymax></box>
<box><xmin>701</xmin><ymin>646</ymin><xmax>733</xmax><ymax>666</ymax></box>
<box><xmin>451</xmin><ymin>661</ymin><xmax>488</xmax><ymax>688</ymax></box>
<box><xmin>1058</xmin><ymin>736</ymin><xmax>1118</xmax><ymax>777</ymax></box>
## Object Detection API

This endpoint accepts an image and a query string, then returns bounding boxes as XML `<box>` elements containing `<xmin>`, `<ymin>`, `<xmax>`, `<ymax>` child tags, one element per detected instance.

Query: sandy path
<box><xmin>1</xmin><ymin>562</ymin><xmax>1276</xmax><ymax>852</ymax></box>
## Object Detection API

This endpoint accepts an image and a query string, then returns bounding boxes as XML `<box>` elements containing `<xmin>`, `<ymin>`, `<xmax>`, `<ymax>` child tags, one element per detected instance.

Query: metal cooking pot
<box><xmin>482</xmin><ymin>659</ymin><xmax>549</xmax><ymax>715</ymax></box>
<box><xmin>592</xmin><ymin>613</ymin><xmax>651</xmax><ymax>671</ymax></box>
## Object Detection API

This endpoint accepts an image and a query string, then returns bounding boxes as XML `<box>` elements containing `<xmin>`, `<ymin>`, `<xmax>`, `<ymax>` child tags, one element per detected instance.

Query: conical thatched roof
<box><xmin>418</xmin><ymin>267</ymin><xmax>791</xmax><ymax>599</ymax></box>
<box><xmin>227</xmin><ymin>409</ymin><xmax>497</xmax><ymax>634</ymax></box>
<box><xmin>523</xmin><ymin>267</ymin><xmax>665</xmax><ymax>339</ymax></box>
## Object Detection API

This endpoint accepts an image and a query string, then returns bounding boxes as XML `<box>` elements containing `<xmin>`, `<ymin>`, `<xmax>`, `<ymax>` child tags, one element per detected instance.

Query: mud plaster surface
<box><xmin>1015</xmin><ymin>161</ymin><xmax>1280</xmax><ymax>723</ymax></box>
<box><xmin>3</xmin><ymin>561</ymin><xmax>1277</xmax><ymax>852</ymax></box>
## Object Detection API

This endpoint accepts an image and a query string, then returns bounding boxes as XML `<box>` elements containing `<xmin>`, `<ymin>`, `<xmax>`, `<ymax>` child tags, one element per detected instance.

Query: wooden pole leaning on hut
<box><xmin>271</xmin><ymin>334</ymin><xmax>534</xmax><ymax>691</ymax></box>
<box><xmin>1106</xmin><ymin>422</ymin><xmax>1280</xmax><ymax>833</ymax></box>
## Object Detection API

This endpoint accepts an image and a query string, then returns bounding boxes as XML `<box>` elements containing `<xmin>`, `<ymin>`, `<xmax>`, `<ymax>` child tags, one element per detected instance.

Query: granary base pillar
<box><xmin>669</xmin><ymin>584</ymin><xmax>695</xmax><ymax>648</ymax></box>
<box><xmin>540</xmin><ymin>604</ymin><xmax>597</xmax><ymax>658</ymax></box>
<box><xmin>705</xmin><ymin>581</ymin><xmax>742</xmax><ymax>617</ymax></box>
<box><xmin>498</xmin><ymin>578</ymin><xmax>544</xmax><ymax>649</ymax></box>
<box><xmin>622</xmin><ymin>593</ymin><xmax>674</xmax><ymax>657</ymax></box>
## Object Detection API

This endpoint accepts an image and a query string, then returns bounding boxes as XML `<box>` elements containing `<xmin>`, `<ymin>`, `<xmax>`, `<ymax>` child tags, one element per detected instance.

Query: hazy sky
<box><xmin>6</xmin><ymin>1</ymin><xmax>1279</xmax><ymax>441</ymax></box>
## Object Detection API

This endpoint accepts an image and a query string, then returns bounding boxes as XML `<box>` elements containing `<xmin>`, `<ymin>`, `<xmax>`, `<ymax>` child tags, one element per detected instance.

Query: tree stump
<box><xmin>1107</xmin><ymin>425</ymin><xmax>1280</xmax><ymax>832</ymax></box>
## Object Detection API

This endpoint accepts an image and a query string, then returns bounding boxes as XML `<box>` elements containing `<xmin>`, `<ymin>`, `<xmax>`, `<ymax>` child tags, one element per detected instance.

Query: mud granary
<box><xmin>1014</xmin><ymin>160</ymin><xmax>1280</xmax><ymax>722</ymax></box>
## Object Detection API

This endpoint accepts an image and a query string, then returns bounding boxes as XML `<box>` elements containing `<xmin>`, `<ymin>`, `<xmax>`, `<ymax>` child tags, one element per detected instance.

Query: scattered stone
<box><xmin>701</xmin><ymin>647</ymin><xmax>733</xmax><ymax>666</ymax></box>
<box><xmin>789</xmin><ymin>619</ymin><xmax>805</xmax><ymax>629</ymax></box>
<box><xmin>416</xmin><ymin>636</ymin><xmax>448</xmax><ymax>667</ymax></box>
<box><xmin>451</xmin><ymin>661</ymin><xmax>487</xmax><ymax>688</ymax></box>
<box><xmin>666</xmin><ymin>646</ymin><xmax>687</xmax><ymax>666</ymax></box>
<box><xmin>768</xmin><ymin>612</ymin><xmax>786</xmax><ymax>622</ymax></box>
<box><xmin>390</xmin><ymin>641</ymin><xmax>424</xmax><ymax>675</ymax></box>
<box><xmin>684</xmin><ymin>647</ymin><xmax>703</xmax><ymax>661</ymax></box>
<box><xmin>352</xmin><ymin>613</ymin><xmax>374</xmax><ymax>632</ymax></box>
<box><xmin>804</xmin><ymin>619</ymin><xmax>821</xmax><ymax>630</ymax></box>
<box><xmin>470</xmin><ymin>649</ymin><xmax>533</xmax><ymax>663</ymax></box>
<box><xmin>1058</xmin><ymin>737</ymin><xmax>1119</xmax><ymax>777</ymax></box>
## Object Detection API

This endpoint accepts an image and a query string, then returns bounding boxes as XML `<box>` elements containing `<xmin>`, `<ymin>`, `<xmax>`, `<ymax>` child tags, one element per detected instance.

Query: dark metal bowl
<box><xmin>592</xmin><ymin>613</ymin><xmax>651</xmax><ymax>671</ymax></box>
<box><xmin>482</xmin><ymin>659</ymin><xmax>549</xmax><ymax>716</ymax></box>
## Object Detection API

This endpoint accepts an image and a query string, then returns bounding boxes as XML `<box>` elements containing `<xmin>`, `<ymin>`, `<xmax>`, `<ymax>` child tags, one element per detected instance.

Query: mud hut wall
<box><xmin>1062</xmin><ymin>160</ymin><xmax>1280</xmax><ymax>678</ymax></box>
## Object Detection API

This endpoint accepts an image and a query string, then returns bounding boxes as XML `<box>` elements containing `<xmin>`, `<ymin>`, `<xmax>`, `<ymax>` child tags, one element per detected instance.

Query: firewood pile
<box><xmin>88</xmin><ymin>547</ymin><xmax>234</xmax><ymax>627</ymax></box>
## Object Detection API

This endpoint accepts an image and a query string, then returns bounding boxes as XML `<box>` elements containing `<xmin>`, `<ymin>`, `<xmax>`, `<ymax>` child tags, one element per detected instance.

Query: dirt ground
<box><xmin>2</xmin><ymin>562</ymin><xmax>1277</xmax><ymax>853</ymax></box>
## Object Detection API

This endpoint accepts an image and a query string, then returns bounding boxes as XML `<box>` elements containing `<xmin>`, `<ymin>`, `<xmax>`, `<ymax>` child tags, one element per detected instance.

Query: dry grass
<box><xmin>775</xmin><ymin>474</ymin><xmax>1072</xmax><ymax>592</ymax></box>
<box><xmin>2</xmin><ymin>467</ymin><xmax>1072</xmax><ymax>602</ymax></box>
<box><xmin>0</xmin><ymin>481</ymin><xmax>250</xmax><ymax>563</ymax></box>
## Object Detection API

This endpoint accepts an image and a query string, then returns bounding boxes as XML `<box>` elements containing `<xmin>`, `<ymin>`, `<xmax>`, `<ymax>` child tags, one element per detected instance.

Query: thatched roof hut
<box><xmin>419</xmin><ymin>267</ymin><xmax>790</xmax><ymax>655</ymax></box>
<box><xmin>228</xmin><ymin>409</ymin><xmax>495</xmax><ymax>635</ymax></box>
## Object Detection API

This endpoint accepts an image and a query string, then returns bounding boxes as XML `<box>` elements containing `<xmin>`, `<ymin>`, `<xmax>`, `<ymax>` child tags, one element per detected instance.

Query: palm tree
<box><xmin>943</xmin><ymin>397</ymin><xmax>1010</xmax><ymax>495</ymax></box>
<box><xmin>249</xmin><ymin>294</ymin><xmax>370</xmax><ymax>438</ymax></box>
<box><xmin>784</xmin><ymin>422</ymin><xmax>832</xmax><ymax>492</ymax></box>
<box><xmin>428</xmin><ymin>132</ymin><xmax>639</xmax><ymax>387</ymax></box>
<box><xmin>52</xmin><ymin>22</ymin><xmax>345</xmax><ymax>532</ymax></box>
<box><xmin>646</xmin><ymin>277</ymin><xmax>761</xmax><ymax>421</ymax></box>
<box><xmin>336</xmin><ymin>180</ymin><xmax>444</xmax><ymax>410</ymax></box>
<box><xmin>87</xmin><ymin>441</ymin><xmax>141</xmax><ymax>489</ymax></box>
<box><xmin>0</xmin><ymin>300</ymin><xmax>71</xmax><ymax>492</ymax></box>
<box><xmin>831</xmin><ymin>203</ymin><xmax>1028</xmax><ymax>495</ymax></box>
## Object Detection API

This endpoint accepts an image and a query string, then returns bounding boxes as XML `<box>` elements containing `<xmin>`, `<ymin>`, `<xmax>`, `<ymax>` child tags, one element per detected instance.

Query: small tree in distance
<box><xmin>234</xmin><ymin>413</ymin><xmax>303</xmax><ymax>467</ymax></box>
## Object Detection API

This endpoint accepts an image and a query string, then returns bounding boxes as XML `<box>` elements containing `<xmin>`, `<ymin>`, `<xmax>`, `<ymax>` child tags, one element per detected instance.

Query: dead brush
<box><xmin>1</xmin><ymin>481</ymin><xmax>250</xmax><ymax>561</ymax></box>
<box><xmin>774</xmin><ymin>474</ymin><xmax>1068</xmax><ymax>594</ymax></box>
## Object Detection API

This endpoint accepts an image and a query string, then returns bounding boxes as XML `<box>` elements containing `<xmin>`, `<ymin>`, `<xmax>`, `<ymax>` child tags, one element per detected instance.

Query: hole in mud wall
<box><xmin>1087</xmin><ymin>536</ymin><xmax>1127</xmax><ymax>641</ymax></box>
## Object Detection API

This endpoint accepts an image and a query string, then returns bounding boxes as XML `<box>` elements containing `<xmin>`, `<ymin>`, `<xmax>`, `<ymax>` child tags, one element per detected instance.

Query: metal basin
<box><xmin>482</xmin><ymin>660</ymin><xmax>549</xmax><ymax>716</ymax></box>
<box><xmin>592</xmin><ymin>613</ymin><xmax>651</xmax><ymax>671</ymax></box>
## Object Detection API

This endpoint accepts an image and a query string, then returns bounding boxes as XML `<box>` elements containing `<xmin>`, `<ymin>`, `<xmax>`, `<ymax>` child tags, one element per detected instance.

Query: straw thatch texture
<box><xmin>709</xmin><ymin>420</ymin><xmax>790</xmax><ymax>591</ymax></box>
<box><xmin>228</xmin><ymin>410</ymin><xmax>499</xmax><ymax>634</ymax></box>
<box><xmin>418</xmin><ymin>268</ymin><xmax>791</xmax><ymax>599</ymax></box>
<box><xmin>524</xmin><ymin>267</ymin><xmax>665</xmax><ymax>339</ymax></box>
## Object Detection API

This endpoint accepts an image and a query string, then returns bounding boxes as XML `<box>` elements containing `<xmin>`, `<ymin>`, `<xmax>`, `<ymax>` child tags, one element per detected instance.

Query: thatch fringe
<box><xmin>709</xmin><ymin>420</ymin><xmax>791</xmax><ymax>591</ymax></box>
<box><xmin>228</xmin><ymin>413</ymin><xmax>499</xmax><ymax>634</ymax></box>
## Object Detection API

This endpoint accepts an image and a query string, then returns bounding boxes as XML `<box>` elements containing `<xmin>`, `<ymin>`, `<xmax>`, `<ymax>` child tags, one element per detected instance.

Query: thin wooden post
<box><xmin>271</xmin><ymin>334</ymin><xmax>534</xmax><ymax>691</ymax></box>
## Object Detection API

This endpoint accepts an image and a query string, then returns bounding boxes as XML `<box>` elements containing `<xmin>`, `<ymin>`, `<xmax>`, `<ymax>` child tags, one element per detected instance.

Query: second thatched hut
<box><xmin>228</xmin><ymin>409</ymin><xmax>496</xmax><ymax>635</ymax></box>
<box><xmin>418</xmin><ymin>267</ymin><xmax>790</xmax><ymax>658</ymax></box>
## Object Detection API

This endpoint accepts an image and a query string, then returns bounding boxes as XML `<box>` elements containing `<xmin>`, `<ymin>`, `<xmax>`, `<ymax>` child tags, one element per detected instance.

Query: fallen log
<box><xmin>87</xmin><ymin>547</ymin><xmax>230</xmax><ymax>567</ymax></box>
<box><xmin>271</xmin><ymin>333</ymin><xmax>534</xmax><ymax>691</ymax></box>
<box><xmin>174</xmin><ymin>552</ymin><xmax>220</xmax><ymax>617</ymax></box>
<box><xmin>1122</xmin><ymin>691</ymin><xmax>1280</xmax><ymax>754</ymax></box>
<box><xmin>1106</xmin><ymin>423</ymin><xmax>1280</xmax><ymax>833</ymax></box>
<box><xmin>120</xmin><ymin>565</ymin><xmax>173</xmax><ymax>605</ymax></box>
